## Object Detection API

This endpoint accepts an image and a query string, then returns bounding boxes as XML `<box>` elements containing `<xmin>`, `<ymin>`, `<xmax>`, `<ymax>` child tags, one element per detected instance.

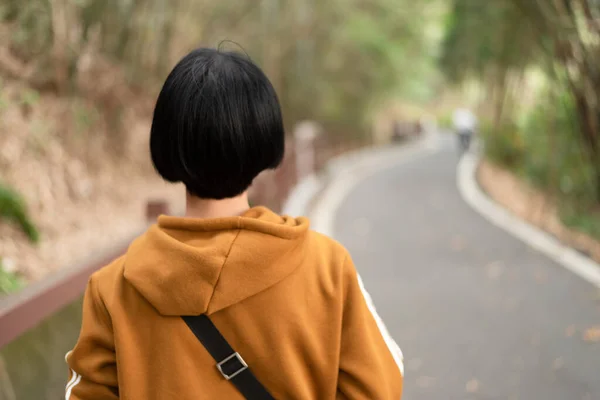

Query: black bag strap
<box><xmin>182</xmin><ymin>315</ymin><xmax>275</xmax><ymax>400</ymax></box>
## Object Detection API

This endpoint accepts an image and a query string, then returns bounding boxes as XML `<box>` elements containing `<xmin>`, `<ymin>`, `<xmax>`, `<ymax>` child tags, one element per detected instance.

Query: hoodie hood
<box><xmin>123</xmin><ymin>207</ymin><xmax>309</xmax><ymax>316</ymax></box>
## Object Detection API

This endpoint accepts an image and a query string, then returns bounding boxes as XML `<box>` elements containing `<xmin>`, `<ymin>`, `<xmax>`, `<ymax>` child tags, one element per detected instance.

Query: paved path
<box><xmin>331</xmin><ymin>137</ymin><xmax>600</xmax><ymax>400</ymax></box>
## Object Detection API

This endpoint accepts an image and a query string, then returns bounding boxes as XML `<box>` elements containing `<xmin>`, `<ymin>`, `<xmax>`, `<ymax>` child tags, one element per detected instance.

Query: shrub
<box><xmin>509</xmin><ymin>88</ymin><xmax>599</xmax><ymax>240</ymax></box>
<box><xmin>521</xmin><ymin>90</ymin><xmax>598</xmax><ymax>204</ymax></box>
<box><xmin>0</xmin><ymin>183</ymin><xmax>40</xmax><ymax>243</ymax></box>
<box><xmin>0</xmin><ymin>260</ymin><xmax>23</xmax><ymax>295</ymax></box>
<box><xmin>560</xmin><ymin>204</ymin><xmax>600</xmax><ymax>241</ymax></box>
<box><xmin>480</xmin><ymin>119</ymin><xmax>524</xmax><ymax>169</ymax></box>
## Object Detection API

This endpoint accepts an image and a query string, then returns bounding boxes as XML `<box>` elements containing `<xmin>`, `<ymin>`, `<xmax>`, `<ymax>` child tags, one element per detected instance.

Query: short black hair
<box><xmin>150</xmin><ymin>48</ymin><xmax>285</xmax><ymax>199</ymax></box>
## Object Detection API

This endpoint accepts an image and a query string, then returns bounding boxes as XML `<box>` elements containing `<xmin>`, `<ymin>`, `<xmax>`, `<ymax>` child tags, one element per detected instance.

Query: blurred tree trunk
<box><xmin>49</xmin><ymin>0</ymin><xmax>70</xmax><ymax>93</ymax></box>
<box><xmin>1</xmin><ymin>0</ymin><xmax>436</xmax><ymax>148</ymax></box>
<box><xmin>156</xmin><ymin>0</ymin><xmax>179</xmax><ymax>76</ymax></box>
<box><xmin>261</xmin><ymin>0</ymin><xmax>282</xmax><ymax>93</ymax></box>
<box><xmin>115</xmin><ymin>0</ymin><xmax>146</xmax><ymax>60</ymax></box>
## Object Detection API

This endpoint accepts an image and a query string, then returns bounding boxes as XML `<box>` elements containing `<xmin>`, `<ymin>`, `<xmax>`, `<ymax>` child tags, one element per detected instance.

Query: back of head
<box><xmin>150</xmin><ymin>48</ymin><xmax>285</xmax><ymax>200</ymax></box>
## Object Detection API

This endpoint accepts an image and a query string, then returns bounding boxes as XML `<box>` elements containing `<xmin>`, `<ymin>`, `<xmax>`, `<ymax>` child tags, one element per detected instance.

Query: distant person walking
<box><xmin>65</xmin><ymin>47</ymin><xmax>403</xmax><ymax>399</ymax></box>
<box><xmin>452</xmin><ymin>108</ymin><xmax>477</xmax><ymax>152</ymax></box>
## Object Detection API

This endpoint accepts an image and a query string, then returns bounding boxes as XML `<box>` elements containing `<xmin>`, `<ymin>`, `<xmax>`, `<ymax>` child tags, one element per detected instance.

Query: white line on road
<box><xmin>281</xmin><ymin>174</ymin><xmax>322</xmax><ymax>218</ymax></box>
<box><xmin>310</xmin><ymin>133</ymin><xmax>440</xmax><ymax>236</ymax></box>
<box><xmin>457</xmin><ymin>152</ymin><xmax>600</xmax><ymax>289</ymax></box>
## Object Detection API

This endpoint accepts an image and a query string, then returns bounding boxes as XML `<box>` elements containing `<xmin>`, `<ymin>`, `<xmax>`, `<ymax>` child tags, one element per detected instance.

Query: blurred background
<box><xmin>0</xmin><ymin>0</ymin><xmax>599</xmax><ymax>399</ymax></box>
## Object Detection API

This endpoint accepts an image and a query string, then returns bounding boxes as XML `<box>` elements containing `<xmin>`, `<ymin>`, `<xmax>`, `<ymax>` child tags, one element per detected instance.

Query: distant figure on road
<box><xmin>452</xmin><ymin>107</ymin><xmax>477</xmax><ymax>152</ymax></box>
<box><xmin>65</xmin><ymin>47</ymin><xmax>403</xmax><ymax>399</ymax></box>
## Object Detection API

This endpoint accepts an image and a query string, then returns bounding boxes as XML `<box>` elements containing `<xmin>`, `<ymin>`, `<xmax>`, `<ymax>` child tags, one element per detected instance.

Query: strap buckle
<box><xmin>216</xmin><ymin>352</ymin><xmax>248</xmax><ymax>380</ymax></box>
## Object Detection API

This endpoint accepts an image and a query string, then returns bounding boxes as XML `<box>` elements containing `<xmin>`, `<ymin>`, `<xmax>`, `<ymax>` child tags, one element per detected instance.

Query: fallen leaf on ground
<box><xmin>466</xmin><ymin>379</ymin><xmax>479</xmax><ymax>393</ymax></box>
<box><xmin>406</xmin><ymin>358</ymin><xmax>423</xmax><ymax>372</ymax></box>
<box><xmin>583</xmin><ymin>326</ymin><xmax>600</xmax><ymax>342</ymax></box>
<box><xmin>552</xmin><ymin>357</ymin><xmax>564</xmax><ymax>370</ymax></box>
<box><xmin>451</xmin><ymin>236</ymin><xmax>466</xmax><ymax>251</ymax></box>
<box><xmin>533</xmin><ymin>269</ymin><xmax>547</xmax><ymax>283</ymax></box>
<box><xmin>485</xmin><ymin>261</ymin><xmax>504</xmax><ymax>279</ymax></box>
<box><xmin>415</xmin><ymin>376</ymin><xmax>436</xmax><ymax>388</ymax></box>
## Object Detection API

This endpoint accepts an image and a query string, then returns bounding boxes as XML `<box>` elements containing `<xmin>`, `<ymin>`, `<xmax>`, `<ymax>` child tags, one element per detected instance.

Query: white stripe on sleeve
<box><xmin>357</xmin><ymin>272</ymin><xmax>404</xmax><ymax>376</ymax></box>
<box><xmin>65</xmin><ymin>370</ymin><xmax>82</xmax><ymax>399</ymax></box>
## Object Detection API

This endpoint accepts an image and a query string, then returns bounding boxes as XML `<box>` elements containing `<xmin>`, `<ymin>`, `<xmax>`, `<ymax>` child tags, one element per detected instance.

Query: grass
<box><xmin>0</xmin><ymin>261</ymin><xmax>23</xmax><ymax>295</ymax></box>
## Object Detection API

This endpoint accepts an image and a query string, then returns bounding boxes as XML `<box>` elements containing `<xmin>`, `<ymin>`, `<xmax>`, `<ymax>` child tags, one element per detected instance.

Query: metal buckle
<box><xmin>216</xmin><ymin>352</ymin><xmax>248</xmax><ymax>380</ymax></box>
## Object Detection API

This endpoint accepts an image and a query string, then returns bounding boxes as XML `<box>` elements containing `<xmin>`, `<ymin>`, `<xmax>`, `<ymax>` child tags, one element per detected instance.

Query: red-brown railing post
<box><xmin>146</xmin><ymin>200</ymin><xmax>170</xmax><ymax>222</ymax></box>
<box><xmin>293</xmin><ymin>121</ymin><xmax>321</xmax><ymax>183</ymax></box>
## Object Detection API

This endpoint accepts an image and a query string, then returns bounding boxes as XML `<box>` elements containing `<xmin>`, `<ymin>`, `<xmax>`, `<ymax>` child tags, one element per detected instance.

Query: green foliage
<box><xmin>520</xmin><ymin>91</ymin><xmax>598</xmax><ymax>203</ymax></box>
<box><xmin>436</xmin><ymin>111</ymin><xmax>453</xmax><ymax>131</ymax></box>
<box><xmin>275</xmin><ymin>0</ymin><xmax>441</xmax><ymax>132</ymax></box>
<box><xmin>2</xmin><ymin>0</ymin><xmax>52</xmax><ymax>59</ymax></box>
<box><xmin>480</xmin><ymin>119</ymin><xmax>524</xmax><ymax>169</ymax></box>
<box><xmin>442</xmin><ymin>0</ymin><xmax>600</xmax><ymax>240</ymax></box>
<box><xmin>2</xmin><ymin>0</ymin><xmax>442</xmax><ymax>137</ymax></box>
<box><xmin>439</xmin><ymin>1</ymin><xmax>538</xmax><ymax>83</ymax></box>
<box><xmin>0</xmin><ymin>80</ymin><xmax>9</xmax><ymax>113</ymax></box>
<box><xmin>0</xmin><ymin>260</ymin><xmax>23</xmax><ymax>295</ymax></box>
<box><xmin>20</xmin><ymin>88</ymin><xmax>41</xmax><ymax>108</ymax></box>
<box><xmin>0</xmin><ymin>183</ymin><xmax>39</xmax><ymax>243</ymax></box>
<box><xmin>560</xmin><ymin>205</ymin><xmax>600</xmax><ymax>241</ymax></box>
<box><xmin>0</xmin><ymin>92</ymin><xmax>8</xmax><ymax>112</ymax></box>
<box><xmin>481</xmin><ymin>90</ymin><xmax>600</xmax><ymax>239</ymax></box>
<box><xmin>72</xmin><ymin>101</ymin><xmax>100</xmax><ymax>134</ymax></box>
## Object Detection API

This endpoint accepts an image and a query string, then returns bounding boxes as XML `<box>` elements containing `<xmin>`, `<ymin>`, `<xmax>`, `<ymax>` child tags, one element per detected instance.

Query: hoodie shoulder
<box><xmin>306</xmin><ymin>229</ymin><xmax>352</xmax><ymax>281</ymax></box>
<box><xmin>307</xmin><ymin>229</ymin><xmax>350</xmax><ymax>260</ymax></box>
<box><xmin>89</xmin><ymin>254</ymin><xmax>127</xmax><ymax>309</ymax></box>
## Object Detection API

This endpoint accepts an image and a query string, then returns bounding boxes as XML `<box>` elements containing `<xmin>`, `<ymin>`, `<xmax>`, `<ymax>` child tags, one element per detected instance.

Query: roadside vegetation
<box><xmin>440</xmin><ymin>0</ymin><xmax>600</xmax><ymax>241</ymax></box>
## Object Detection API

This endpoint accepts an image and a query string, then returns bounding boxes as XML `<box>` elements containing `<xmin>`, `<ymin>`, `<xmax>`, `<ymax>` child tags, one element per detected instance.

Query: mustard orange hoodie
<box><xmin>65</xmin><ymin>207</ymin><xmax>403</xmax><ymax>399</ymax></box>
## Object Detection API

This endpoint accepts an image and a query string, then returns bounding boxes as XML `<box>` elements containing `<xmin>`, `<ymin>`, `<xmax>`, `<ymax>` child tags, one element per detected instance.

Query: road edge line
<box><xmin>457</xmin><ymin>152</ymin><xmax>600</xmax><ymax>289</ymax></box>
<box><xmin>308</xmin><ymin>133</ymin><xmax>440</xmax><ymax>236</ymax></box>
<box><xmin>281</xmin><ymin>173</ymin><xmax>322</xmax><ymax>217</ymax></box>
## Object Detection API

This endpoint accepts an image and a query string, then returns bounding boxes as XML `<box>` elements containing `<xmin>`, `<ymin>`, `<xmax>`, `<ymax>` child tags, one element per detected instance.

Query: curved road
<box><xmin>332</xmin><ymin>137</ymin><xmax>600</xmax><ymax>399</ymax></box>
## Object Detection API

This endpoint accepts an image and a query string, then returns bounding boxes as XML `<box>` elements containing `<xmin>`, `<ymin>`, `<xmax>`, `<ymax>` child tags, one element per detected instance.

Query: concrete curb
<box><xmin>281</xmin><ymin>174</ymin><xmax>322</xmax><ymax>218</ymax></box>
<box><xmin>282</xmin><ymin>131</ymin><xmax>441</xmax><ymax>237</ymax></box>
<box><xmin>457</xmin><ymin>152</ymin><xmax>600</xmax><ymax>289</ymax></box>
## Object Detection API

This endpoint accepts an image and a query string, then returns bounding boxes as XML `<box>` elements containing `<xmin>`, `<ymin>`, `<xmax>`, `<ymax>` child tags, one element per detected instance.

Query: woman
<box><xmin>65</xmin><ymin>47</ymin><xmax>403</xmax><ymax>399</ymax></box>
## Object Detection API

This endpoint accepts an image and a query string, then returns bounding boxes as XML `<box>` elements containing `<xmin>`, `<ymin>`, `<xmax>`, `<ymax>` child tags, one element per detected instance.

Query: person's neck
<box><xmin>185</xmin><ymin>192</ymin><xmax>250</xmax><ymax>219</ymax></box>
